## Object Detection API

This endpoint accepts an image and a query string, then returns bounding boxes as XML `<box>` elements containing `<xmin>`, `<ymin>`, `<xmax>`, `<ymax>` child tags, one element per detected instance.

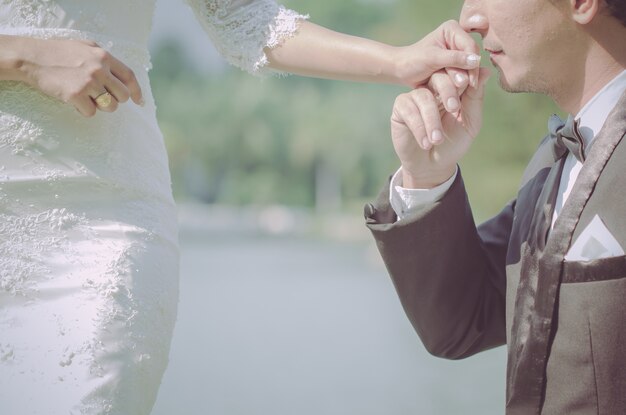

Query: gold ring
<box><xmin>94</xmin><ymin>92</ymin><xmax>113</xmax><ymax>108</ymax></box>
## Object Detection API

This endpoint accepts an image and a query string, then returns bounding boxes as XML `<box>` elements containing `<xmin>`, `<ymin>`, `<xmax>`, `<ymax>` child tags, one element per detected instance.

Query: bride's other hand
<box><xmin>0</xmin><ymin>35</ymin><xmax>143</xmax><ymax>117</ymax></box>
<box><xmin>392</xmin><ymin>20</ymin><xmax>481</xmax><ymax>90</ymax></box>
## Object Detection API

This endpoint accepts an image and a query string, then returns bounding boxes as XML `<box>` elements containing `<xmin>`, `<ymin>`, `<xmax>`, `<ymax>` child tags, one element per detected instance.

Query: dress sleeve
<box><xmin>184</xmin><ymin>0</ymin><xmax>309</xmax><ymax>75</ymax></box>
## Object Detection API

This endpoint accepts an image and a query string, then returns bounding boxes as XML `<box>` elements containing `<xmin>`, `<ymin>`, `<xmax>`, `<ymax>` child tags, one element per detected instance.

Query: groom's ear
<box><xmin>570</xmin><ymin>0</ymin><xmax>600</xmax><ymax>25</ymax></box>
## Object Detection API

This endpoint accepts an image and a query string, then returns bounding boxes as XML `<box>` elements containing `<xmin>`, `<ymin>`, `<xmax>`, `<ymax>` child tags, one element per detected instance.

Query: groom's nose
<box><xmin>460</xmin><ymin>1</ymin><xmax>488</xmax><ymax>37</ymax></box>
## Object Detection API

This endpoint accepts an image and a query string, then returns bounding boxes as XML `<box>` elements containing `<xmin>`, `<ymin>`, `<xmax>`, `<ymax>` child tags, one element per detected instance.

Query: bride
<box><xmin>0</xmin><ymin>1</ymin><xmax>479</xmax><ymax>414</ymax></box>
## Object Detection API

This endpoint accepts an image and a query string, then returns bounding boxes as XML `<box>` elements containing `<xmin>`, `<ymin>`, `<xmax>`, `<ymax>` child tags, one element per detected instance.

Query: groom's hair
<box><xmin>605</xmin><ymin>0</ymin><xmax>626</xmax><ymax>26</ymax></box>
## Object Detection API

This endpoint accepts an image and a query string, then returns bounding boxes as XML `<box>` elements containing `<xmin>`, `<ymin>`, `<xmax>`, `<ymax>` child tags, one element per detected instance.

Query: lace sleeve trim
<box><xmin>186</xmin><ymin>1</ymin><xmax>308</xmax><ymax>76</ymax></box>
<box><xmin>255</xmin><ymin>6</ymin><xmax>309</xmax><ymax>74</ymax></box>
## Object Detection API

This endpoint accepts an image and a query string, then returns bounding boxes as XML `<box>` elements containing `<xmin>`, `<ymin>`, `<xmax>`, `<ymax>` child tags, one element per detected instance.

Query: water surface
<box><xmin>153</xmin><ymin>216</ymin><xmax>505</xmax><ymax>414</ymax></box>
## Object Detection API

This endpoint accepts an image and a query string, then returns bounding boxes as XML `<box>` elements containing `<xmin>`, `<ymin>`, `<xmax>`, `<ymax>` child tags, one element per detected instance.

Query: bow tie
<box><xmin>548</xmin><ymin>114</ymin><xmax>586</xmax><ymax>163</ymax></box>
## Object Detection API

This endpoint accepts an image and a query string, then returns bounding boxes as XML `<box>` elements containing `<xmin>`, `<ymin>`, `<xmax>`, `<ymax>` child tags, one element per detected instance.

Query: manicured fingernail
<box><xmin>422</xmin><ymin>138</ymin><xmax>431</xmax><ymax>150</ymax></box>
<box><xmin>455</xmin><ymin>73</ymin><xmax>467</xmax><ymax>86</ymax></box>
<box><xmin>432</xmin><ymin>129</ymin><xmax>443</xmax><ymax>144</ymax></box>
<box><xmin>466</xmin><ymin>54</ymin><xmax>481</xmax><ymax>67</ymax></box>
<box><xmin>447</xmin><ymin>97</ymin><xmax>460</xmax><ymax>112</ymax></box>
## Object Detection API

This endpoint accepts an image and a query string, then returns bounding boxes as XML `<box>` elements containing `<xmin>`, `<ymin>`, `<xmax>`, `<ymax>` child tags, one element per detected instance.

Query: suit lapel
<box><xmin>549</xmin><ymin>90</ymin><xmax>626</xmax><ymax>249</ymax></box>
<box><xmin>506</xmin><ymin>90</ymin><xmax>626</xmax><ymax>414</ymax></box>
<box><xmin>505</xmin><ymin>157</ymin><xmax>564</xmax><ymax>413</ymax></box>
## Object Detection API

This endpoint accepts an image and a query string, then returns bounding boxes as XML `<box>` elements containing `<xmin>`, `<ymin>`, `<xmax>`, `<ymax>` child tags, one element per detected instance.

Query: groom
<box><xmin>365</xmin><ymin>0</ymin><xmax>626</xmax><ymax>413</ymax></box>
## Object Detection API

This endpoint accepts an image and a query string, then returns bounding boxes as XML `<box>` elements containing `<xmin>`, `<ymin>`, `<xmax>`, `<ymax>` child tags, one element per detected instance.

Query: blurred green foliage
<box><xmin>151</xmin><ymin>0</ymin><xmax>560</xmax><ymax>222</ymax></box>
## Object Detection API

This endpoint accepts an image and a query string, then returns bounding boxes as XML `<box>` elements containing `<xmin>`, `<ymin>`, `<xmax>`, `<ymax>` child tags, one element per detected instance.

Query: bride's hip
<box><xmin>0</xmin><ymin>198</ymin><xmax>180</xmax><ymax>300</ymax></box>
<box><xmin>0</xmin><ymin>219</ymin><xmax>179</xmax><ymax>415</ymax></box>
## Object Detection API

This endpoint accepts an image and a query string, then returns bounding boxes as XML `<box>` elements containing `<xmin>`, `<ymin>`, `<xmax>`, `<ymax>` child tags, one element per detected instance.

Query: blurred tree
<box><xmin>150</xmin><ymin>0</ymin><xmax>561</xmax><ymax>221</ymax></box>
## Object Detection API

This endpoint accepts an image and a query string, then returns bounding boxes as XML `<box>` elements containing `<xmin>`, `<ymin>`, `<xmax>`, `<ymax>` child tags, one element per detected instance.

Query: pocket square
<box><xmin>565</xmin><ymin>214</ymin><xmax>625</xmax><ymax>261</ymax></box>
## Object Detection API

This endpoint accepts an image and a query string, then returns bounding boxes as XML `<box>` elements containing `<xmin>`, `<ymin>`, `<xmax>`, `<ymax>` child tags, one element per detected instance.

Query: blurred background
<box><xmin>148</xmin><ymin>0</ymin><xmax>560</xmax><ymax>413</ymax></box>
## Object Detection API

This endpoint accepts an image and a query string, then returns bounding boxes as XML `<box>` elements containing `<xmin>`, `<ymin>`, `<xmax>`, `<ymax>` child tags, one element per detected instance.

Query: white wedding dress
<box><xmin>0</xmin><ymin>1</ymin><xmax>306</xmax><ymax>414</ymax></box>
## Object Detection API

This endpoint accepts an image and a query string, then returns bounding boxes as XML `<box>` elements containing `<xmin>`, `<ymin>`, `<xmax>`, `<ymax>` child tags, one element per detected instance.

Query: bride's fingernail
<box><xmin>466</xmin><ymin>54</ymin><xmax>481</xmax><ymax>67</ymax></box>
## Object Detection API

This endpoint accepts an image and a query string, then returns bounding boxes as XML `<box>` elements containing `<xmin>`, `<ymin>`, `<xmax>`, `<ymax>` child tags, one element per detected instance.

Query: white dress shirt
<box><xmin>390</xmin><ymin>70</ymin><xmax>626</xmax><ymax>225</ymax></box>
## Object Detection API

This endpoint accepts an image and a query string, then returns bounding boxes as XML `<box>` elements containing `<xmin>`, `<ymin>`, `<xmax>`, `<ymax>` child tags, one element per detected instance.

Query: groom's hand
<box><xmin>390</xmin><ymin>67</ymin><xmax>491</xmax><ymax>189</ymax></box>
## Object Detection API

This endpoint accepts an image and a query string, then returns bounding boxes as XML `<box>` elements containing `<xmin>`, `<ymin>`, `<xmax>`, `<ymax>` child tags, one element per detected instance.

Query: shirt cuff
<box><xmin>389</xmin><ymin>166</ymin><xmax>458</xmax><ymax>221</ymax></box>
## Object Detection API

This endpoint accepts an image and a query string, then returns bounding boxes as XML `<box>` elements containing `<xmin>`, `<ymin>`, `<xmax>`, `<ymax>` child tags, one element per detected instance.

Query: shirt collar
<box><xmin>576</xmin><ymin>70</ymin><xmax>626</xmax><ymax>146</ymax></box>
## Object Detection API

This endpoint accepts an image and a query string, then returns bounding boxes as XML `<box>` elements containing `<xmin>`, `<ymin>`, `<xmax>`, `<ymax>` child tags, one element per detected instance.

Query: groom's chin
<box><xmin>496</xmin><ymin>71</ymin><xmax>524</xmax><ymax>94</ymax></box>
<box><xmin>495</xmin><ymin>69</ymin><xmax>542</xmax><ymax>95</ymax></box>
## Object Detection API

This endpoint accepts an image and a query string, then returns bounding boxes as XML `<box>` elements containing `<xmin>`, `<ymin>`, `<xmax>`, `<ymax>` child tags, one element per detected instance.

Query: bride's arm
<box><xmin>185</xmin><ymin>1</ymin><xmax>480</xmax><ymax>88</ymax></box>
<box><xmin>0</xmin><ymin>35</ymin><xmax>143</xmax><ymax>116</ymax></box>
<box><xmin>265</xmin><ymin>20</ymin><xmax>481</xmax><ymax>89</ymax></box>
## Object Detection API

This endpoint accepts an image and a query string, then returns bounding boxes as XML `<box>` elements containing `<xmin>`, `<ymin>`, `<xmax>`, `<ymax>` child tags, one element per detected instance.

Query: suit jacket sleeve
<box><xmin>365</xmin><ymin>171</ymin><xmax>512</xmax><ymax>359</ymax></box>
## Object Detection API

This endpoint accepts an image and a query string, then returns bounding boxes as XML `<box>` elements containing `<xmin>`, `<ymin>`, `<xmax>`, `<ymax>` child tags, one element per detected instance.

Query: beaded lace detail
<box><xmin>0</xmin><ymin>0</ymin><xmax>64</xmax><ymax>28</ymax></box>
<box><xmin>185</xmin><ymin>0</ymin><xmax>308</xmax><ymax>74</ymax></box>
<box><xmin>0</xmin><ymin>207</ymin><xmax>86</xmax><ymax>295</ymax></box>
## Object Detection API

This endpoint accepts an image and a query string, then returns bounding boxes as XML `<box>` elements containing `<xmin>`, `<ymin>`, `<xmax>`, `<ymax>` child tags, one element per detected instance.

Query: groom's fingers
<box><xmin>393</xmin><ymin>94</ymin><xmax>429</xmax><ymax>150</ymax></box>
<box><xmin>428</xmin><ymin>70</ymin><xmax>462</xmax><ymax>115</ymax></box>
<box><xmin>409</xmin><ymin>88</ymin><xmax>444</xmax><ymax>147</ymax></box>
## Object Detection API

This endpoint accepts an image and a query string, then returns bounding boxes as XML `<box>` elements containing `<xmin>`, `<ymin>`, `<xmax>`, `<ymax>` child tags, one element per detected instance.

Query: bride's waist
<box><xmin>0</xmin><ymin>27</ymin><xmax>152</xmax><ymax>70</ymax></box>
<box><xmin>0</xmin><ymin>93</ymin><xmax>172</xmax><ymax>199</ymax></box>
<box><xmin>0</xmin><ymin>149</ymin><xmax>175</xmax><ymax>207</ymax></box>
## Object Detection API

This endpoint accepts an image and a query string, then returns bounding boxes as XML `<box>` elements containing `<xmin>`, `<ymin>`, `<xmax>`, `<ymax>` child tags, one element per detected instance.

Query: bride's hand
<box><xmin>391</xmin><ymin>20</ymin><xmax>481</xmax><ymax>90</ymax></box>
<box><xmin>15</xmin><ymin>36</ymin><xmax>144</xmax><ymax>117</ymax></box>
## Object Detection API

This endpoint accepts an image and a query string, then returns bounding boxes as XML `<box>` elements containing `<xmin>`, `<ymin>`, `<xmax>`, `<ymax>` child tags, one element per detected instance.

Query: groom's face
<box><xmin>459</xmin><ymin>0</ymin><xmax>584</xmax><ymax>95</ymax></box>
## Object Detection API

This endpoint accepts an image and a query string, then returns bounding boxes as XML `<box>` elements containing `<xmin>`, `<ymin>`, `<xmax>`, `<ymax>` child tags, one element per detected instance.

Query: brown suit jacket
<box><xmin>365</xmin><ymin>91</ymin><xmax>626</xmax><ymax>414</ymax></box>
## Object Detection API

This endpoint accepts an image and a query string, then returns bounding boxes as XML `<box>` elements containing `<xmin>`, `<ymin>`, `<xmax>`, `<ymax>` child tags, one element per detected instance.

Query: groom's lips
<box><xmin>485</xmin><ymin>47</ymin><xmax>503</xmax><ymax>65</ymax></box>
<box><xmin>485</xmin><ymin>47</ymin><xmax>503</xmax><ymax>56</ymax></box>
